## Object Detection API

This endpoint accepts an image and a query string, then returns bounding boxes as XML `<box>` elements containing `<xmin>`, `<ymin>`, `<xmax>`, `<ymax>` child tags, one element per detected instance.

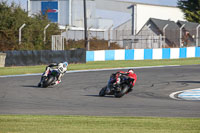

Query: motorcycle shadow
<box><xmin>85</xmin><ymin>95</ymin><xmax>115</xmax><ymax>98</ymax></box>
<box><xmin>22</xmin><ymin>85</ymin><xmax>53</xmax><ymax>88</ymax></box>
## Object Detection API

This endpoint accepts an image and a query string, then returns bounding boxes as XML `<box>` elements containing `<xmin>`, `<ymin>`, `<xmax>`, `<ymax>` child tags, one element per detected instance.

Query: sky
<box><xmin>3</xmin><ymin>0</ymin><xmax>179</xmax><ymax>27</ymax></box>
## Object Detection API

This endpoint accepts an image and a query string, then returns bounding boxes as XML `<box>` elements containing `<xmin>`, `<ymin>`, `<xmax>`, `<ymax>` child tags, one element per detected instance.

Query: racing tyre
<box><xmin>99</xmin><ymin>86</ymin><xmax>107</xmax><ymax>97</ymax></box>
<box><xmin>114</xmin><ymin>85</ymin><xmax>129</xmax><ymax>98</ymax></box>
<box><xmin>42</xmin><ymin>76</ymin><xmax>55</xmax><ymax>88</ymax></box>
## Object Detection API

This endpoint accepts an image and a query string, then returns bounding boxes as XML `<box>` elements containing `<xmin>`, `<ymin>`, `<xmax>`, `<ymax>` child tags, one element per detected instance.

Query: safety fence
<box><xmin>1</xmin><ymin>47</ymin><xmax>200</xmax><ymax>67</ymax></box>
<box><xmin>4</xmin><ymin>49</ymin><xmax>86</xmax><ymax>67</ymax></box>
<box><xmin>86</xmin><ymin>47</ymin><xmax>200</xmax><ymax>62</ymax></box>
<box><xmin>1</xmin><ymin>28</ymin><xmax>200</xmax><ymax>51</ymax></box>
<box><xmin>64</xmin><ymin>29</ymin><xmax>200</xmax><ymax>49</ymax></box>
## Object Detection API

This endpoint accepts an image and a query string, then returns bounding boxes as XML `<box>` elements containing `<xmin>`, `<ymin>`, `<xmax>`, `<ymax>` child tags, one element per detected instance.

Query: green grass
<box><xmin>1</xmin><ymin>58</ymin><xmax>200</xmax><ymax>75</ymax></box>
<box><xmin>0</xmin><ymin>115</ymin><xmax>200</xmax><ymax>133</ymax></box>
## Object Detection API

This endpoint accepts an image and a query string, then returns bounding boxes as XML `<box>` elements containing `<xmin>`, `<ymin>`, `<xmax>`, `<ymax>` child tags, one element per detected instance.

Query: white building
<box><xmin>28</xmin><ymin>0</ymin><xmax>113</xmax><ymax>29</ymax></box>
<box><xmin>28</xmin><ymin>0</ymin><xmax>186</xmax><ymax>42</ymax></box>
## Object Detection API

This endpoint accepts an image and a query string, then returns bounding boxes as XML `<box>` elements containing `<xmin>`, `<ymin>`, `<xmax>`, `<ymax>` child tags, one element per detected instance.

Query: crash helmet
<box><xmin>63</xmin><ymin>62</ymin><xmax>68</xmax><ymax>68</ymax></box>
<box><xmin>128</xmin><ymin>69</ymin><xmax>134</xmax><ymax>74</ymax></box>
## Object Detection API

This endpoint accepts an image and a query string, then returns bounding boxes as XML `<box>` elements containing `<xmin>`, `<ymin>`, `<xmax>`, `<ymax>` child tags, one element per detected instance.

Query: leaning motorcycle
<box><xmin>40</xmin><ymin>70</ymin><xmax>58</xmax><ymax>88</ymax></box>
<box><xmin>99</xmin><ymin>73</ymin><xmax>134</xmax><ymax>98</ymax></box>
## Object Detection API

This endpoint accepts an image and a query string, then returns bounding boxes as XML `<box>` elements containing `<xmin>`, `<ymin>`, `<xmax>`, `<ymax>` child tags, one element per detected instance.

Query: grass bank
<box><xmin>0</xmin><ymin>58</ymin><xmax>200</xmax><ymax>75</ymax></box>
<box><xmin>0</xmin><ymin>115</ymin><xmax>200</xmax><ymax>133</ymax></box>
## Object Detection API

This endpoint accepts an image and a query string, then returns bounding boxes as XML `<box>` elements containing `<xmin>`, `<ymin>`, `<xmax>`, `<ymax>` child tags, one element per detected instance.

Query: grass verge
<box><xmin>0</xmin><ymin>115</ymin><xmax>200</xmax><ymax>133</ymax></box>
<box><xmin>0</xmin><ymin>58</ymin><xmax>200</xmax><ymax>75</ymax></box>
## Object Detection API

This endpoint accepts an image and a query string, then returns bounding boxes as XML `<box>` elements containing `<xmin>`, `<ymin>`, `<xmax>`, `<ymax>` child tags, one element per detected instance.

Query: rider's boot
<box><xmin>55</xmin><ymin>80</ymin><xmax>61</xmax><ymax>85</ymax></box>
<box><xmin>106</xmin><ymin>86</ymin><xmax>111</xmax><ymax>94</ymax></box>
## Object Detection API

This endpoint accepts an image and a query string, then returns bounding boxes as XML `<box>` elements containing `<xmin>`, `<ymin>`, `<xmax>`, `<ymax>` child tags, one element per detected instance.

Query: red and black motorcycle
<box><xmin>99</xmin><ymin>72</ymin><xmax>134</xmax><ymax>98</ymax></box>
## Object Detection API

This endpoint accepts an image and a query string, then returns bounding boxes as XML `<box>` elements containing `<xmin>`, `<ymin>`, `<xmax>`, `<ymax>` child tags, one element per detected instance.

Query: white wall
<box><xmin>29</xmin><ymin>1</ymin><xmax>41</xmax><ymax>16</ymax></box>
<box><xmin>71</xmin><ymin>0</ymin><xmax>96</xmax><ymax>27</ymax></box>
<box><xmin>59</xmin><ymin>0</ymin><xmax>70</xmax><ymax>26</ymax></box>
<box><xmin>136</xmin><ymin>4</ymin><xmax>185</xmax><ymax>33</ymax></box>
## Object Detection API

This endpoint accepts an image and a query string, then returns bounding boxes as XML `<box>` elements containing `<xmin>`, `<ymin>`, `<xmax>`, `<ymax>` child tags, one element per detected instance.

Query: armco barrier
<box><xmin>5</xmin><ymin>49</ymin><xmax>86</xmax><ymax>66</ymax></box>
<box><xmin>86</xmin><ymin>47</ymin><xmax>200</xmax><ymax>62</ymax></box>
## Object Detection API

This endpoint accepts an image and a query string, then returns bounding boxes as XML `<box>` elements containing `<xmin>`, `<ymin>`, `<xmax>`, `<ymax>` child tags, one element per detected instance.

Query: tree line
<box><xmin>0</xmin><ymin>1</ymin><xmax>60</xmax><ymax>51</ymax></box>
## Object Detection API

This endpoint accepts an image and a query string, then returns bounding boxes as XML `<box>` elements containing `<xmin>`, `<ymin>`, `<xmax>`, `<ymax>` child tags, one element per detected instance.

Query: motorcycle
<box><xmin>39</xmin><ymin>70</ymin><xmax>58</xmax><ymax>88</ymax></box>
<box><xmin>99</xmin><ymin>72</ymin><xmax>134</xmax><ymax>98</ymax></box>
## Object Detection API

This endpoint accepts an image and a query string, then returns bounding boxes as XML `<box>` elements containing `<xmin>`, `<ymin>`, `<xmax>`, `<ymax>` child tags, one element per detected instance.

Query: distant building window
<box><xmin>153</xmin><ymin>39</ymin><xmax>157</xmax><ymax>43</ymax></box>
<box><xmin>134</xmin><ymin>39</ymin><xmax>139</xmax><ymax>43</ymax></box>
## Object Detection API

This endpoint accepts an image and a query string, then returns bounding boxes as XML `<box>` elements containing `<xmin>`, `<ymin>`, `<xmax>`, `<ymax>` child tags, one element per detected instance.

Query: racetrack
<box><xmin>0</xmin><ymin>65</ymin><xmax>200</xmax><ymax>117</ymax></box>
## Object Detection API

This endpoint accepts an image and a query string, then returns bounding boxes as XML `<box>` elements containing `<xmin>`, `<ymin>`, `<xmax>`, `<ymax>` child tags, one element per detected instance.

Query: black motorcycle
<box><xmin>39</xmin><ymin>70</ymin><xmax>58</xmax><ymax>88</ymax></box>
<box><xmin>99</xmin><ymin>72</ymin><xmax>134</xmax><ymax>98</ymax></box>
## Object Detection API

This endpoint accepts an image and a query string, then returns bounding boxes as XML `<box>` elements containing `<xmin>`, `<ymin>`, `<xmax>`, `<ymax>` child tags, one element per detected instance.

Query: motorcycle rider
<box><xmin>38</xmin><ymin>62</ymin><xmax>68</xmax><ymax>87</ymax></box>
<box><xmin>106</xmin><ymin>69</ymin><xmax>137</xmax><ymax>93</ymax></box>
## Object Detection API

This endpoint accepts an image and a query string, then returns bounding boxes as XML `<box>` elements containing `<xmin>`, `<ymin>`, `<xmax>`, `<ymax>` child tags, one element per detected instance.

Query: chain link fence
<box><xmin>0</xmin><ymin>29</ymin><xmax>199</xmax><ymax>51</ymax></box>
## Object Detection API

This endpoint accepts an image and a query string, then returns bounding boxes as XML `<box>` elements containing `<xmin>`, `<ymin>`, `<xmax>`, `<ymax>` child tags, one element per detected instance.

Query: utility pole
<box><xmin>83</xmin><ymin>0</ymin><xmax>88</xmax><ymax>50</ymax></box>
<box><xmin>127</xmin><ymin>5</ymin><xmax>135</xmax><ymax>35</ymax></box>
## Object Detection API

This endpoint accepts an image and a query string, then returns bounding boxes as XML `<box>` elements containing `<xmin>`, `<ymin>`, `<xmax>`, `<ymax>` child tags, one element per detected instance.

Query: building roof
<box><xmin>146</xmin><ymin>18</ymin><xmax>180</xmax><ymax>47</ymax></box>
<box><xmin>177</xmin><ymin>21</ymin><xmax>200</xmax><ymax>29</ymax></box>
<box><xmin>149</xmin><ymin>18</ymin><xmax>180</xmax><ymax>32</ymax></box>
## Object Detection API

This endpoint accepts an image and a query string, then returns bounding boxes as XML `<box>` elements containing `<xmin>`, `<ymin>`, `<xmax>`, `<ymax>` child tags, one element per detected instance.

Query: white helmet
<box><xmin>58</xmin><ymin>62</ymin><xmax>68</xmax><ymax>73</ymax></box>
<box><xmin>128</xmin><ymin>69</ymin><xmax>134</xmax><ymax>74</ymax></box>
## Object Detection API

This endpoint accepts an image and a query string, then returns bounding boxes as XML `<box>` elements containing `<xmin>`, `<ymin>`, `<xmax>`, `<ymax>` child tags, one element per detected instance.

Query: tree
<box><xmin>0</xmin><ymin>1</ymin><xmax>60</xmax><ymax>51</ymax></box>
<box><xmin>177</xmin><ymin>0</ymin><xmax>200</xmax><ymax>23</ymax></box>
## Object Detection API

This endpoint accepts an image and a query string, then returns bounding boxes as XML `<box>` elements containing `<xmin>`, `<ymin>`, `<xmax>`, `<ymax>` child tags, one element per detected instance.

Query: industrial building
<box><xmin>28</xmin><ymin>0</ymin><xmax>113</xmax><ymax>29</ymax></box>
<box><xmin>28</xmin><ymin>0</ymin><xmax>189</xmax><ymax>49</ymax></box>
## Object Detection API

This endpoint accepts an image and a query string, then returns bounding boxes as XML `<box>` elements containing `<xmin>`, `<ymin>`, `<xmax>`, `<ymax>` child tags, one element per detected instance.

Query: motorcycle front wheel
<box><xmin>99</xmin><ymin>86</ymin><xmax>107</xmax><ymax>97</ymax></box>
<box><xmin>42</xmin><ymin>76</ymin><xmax>55</xmax><ymax>88</ymax></box>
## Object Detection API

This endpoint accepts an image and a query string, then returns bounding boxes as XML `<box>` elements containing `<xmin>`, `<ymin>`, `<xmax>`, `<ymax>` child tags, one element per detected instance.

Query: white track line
<box><xmin>0</xmin><ymin>65</ymin><xmax>180</xmax><ymax>78</ymax></box>
<box><xmin>170</xmin><ymin>88</ymin><xmax>200</xmax><ymax>100</ymax></box>
<box><xmin>169</xmin><ymin>91</ymin><xmax>183</xmax><ymax>100</ymax></box>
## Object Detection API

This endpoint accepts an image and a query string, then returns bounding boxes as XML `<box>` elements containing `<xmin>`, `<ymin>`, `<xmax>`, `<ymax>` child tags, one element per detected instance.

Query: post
<box><xmin>196</xmin><ymin>24</ymin><xmax>200</xmax><ymax>47</ymax></box>
<box><xmin>0</xmin><ymin>53</ymin><xmax>6</xmax><ymax>67</ymax></box>
<box><xmin>27</xmin><ymin>0</ymin><xmax>31</xmax><ymax>16</ymax></box>
<box><xmin>127</xmin><ymin>5</ymin><xmax>135</xmax><ymax>35</ymax></box>
<box><xmin>44</xmin><ymin>24</ymin><xmax>50</xmax><ymax>42</ymax></box>
<box><xmin>83</xmin><ymin>0</ymin><xmax>88</xmax><ymax>50</ymax></box>
<box><xmin>69</xmin><ymin>0</ymin><xmax>72</xmax><ymax>26</ymax></box>
<box><xmin>159</xmin><ymin>34</ymin><xmax>162</xmax><ymax>48</ymax></box>
<box><xmin>162</xmin><ymin>24</ymin><xmax>168</xmax><ymax>48</ymax></box>
<box><xmin>179</xmin><ymin>24</ymin><xmax>185</xmax><ymax>48</ymax></box>
<box><xmin>108</xmin><ymin>25</ymin><xmax>113</xmax><ymax>49</ymax></box>
<box><xmin>19</xmin><ymin>23</ymin><xmax>26</xmax><ymax>45</ymax></box>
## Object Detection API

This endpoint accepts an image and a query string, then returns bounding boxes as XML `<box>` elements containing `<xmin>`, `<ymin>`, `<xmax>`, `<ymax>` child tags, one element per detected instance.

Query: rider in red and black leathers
<box><xmin>106</xmin><ymin>69</ymin><xmax>137</xmax><ymax>93</ymax></box>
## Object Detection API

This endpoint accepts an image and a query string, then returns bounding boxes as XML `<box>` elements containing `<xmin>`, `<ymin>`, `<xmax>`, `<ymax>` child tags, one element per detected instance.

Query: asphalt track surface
<box><xmin>0</xmin><ymin>65</ymin><xmax>200</xmax><ymax>117</ymax></box>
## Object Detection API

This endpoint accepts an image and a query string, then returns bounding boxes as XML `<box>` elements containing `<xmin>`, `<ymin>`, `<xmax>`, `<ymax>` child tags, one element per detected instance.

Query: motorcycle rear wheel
<box><xmin>114</xmin><ymin>85</ymin><xmax>129</xmax><ymax>98</ymax></box>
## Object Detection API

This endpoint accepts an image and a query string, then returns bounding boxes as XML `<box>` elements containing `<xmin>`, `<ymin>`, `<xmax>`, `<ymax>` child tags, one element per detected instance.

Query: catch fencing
<box><xmin>64</xmin><ymin>29</ymin><xmax>200</xmax><ymax>49</ymax></box>
<box><xmin>0</xmin><ymin>29</ymin><xmax>200</xmax><ymax>51</ymax></box>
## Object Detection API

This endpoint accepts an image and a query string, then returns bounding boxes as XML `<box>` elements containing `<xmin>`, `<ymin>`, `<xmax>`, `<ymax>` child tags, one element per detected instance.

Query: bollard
<box><xmin>0</xmin><ymin>53</ymin><xmax>6</xmax><ymax>67</ymax></box>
